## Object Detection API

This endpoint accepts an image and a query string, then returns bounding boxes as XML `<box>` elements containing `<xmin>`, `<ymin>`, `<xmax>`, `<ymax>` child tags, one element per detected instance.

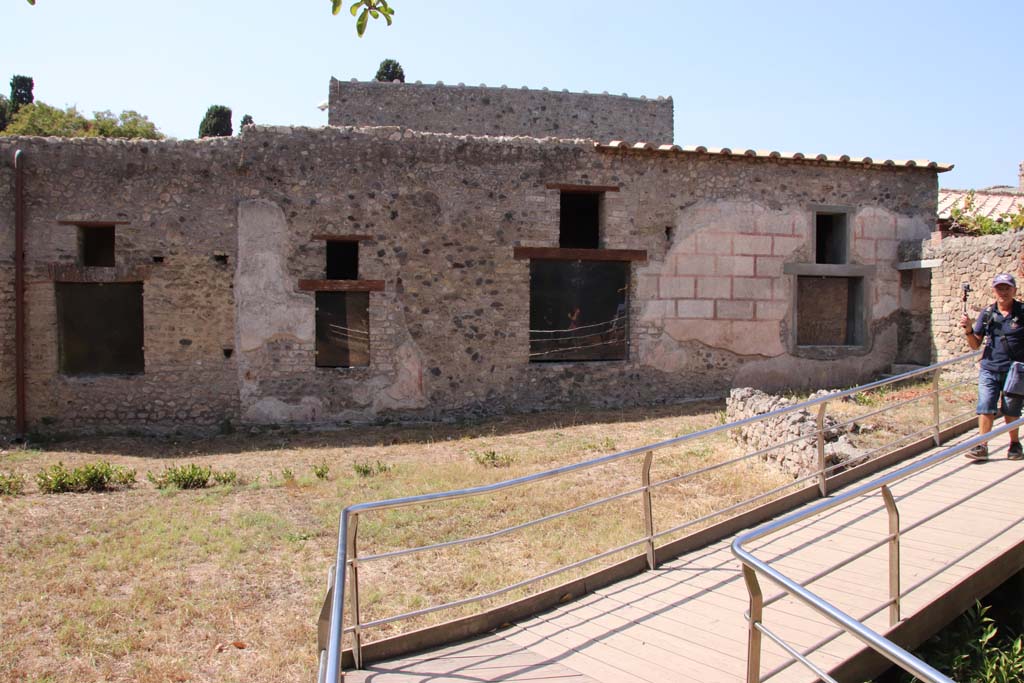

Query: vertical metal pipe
<box><xmin>742</xmin><ymin>564</ymin><xmax>764</xmax><ymax>683</ymax></box>
<box><xmin>325</xmin><ymin>511</ymin><xmax>350</xmax><ymax>683</ymax></box>
<box><xmin>641</xmin><ymin>450</ymin><xmax>655</xmax><ymax>570</ymax></box>
<box><xmin>931</xmin><ymin>368</ymin><xmax>942</xmax><ymax>447</ymax></box>
<box><xmin>13</xmin><ymin>149</ymin><xmax>26</xmax><ymax>437</ymax></box>
<box><xmin>881</xmin><ymin>485</ymin><xmax>901</xmax><ymax>625</ymax></box>
<box><xmin>348</xmin><ymin>514</ymin><xmax>363</xmax><ymax>670</ymax></box>
<box><xmin>816</xmin><ymin>402</ymin><xmax>828</xmax><ymax>497</ymax></box>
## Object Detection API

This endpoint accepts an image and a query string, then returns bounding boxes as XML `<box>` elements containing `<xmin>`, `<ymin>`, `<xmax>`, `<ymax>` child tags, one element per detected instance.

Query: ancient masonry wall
<box><xmin>328</xmin><ymin>78</ymin><xmax>674</xmax><ymax>142</ymax></box>
<box><xmin>924</xmin><ymin>231</ymin><xmax>1024</xmax><ymax>363</ymax></box>
<box><xmin>0</xmin><ymin>128</ymin><xmax>938</xmax><ymax>435</ymax></box>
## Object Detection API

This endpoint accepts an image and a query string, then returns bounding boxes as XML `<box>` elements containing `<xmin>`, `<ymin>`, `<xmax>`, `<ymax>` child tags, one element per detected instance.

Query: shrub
<box><xmin>212</xmin><ymin>470</ymin><xmax>238</xmax><ymax>486</ymax></box>
<box><xmin>198</xmin><ymin>105</ymin><xmax>232</xmax><ymax>138</ymax></box>
<box><xmin>148</xmin><ymin>463</ymin><xmax>211</xmax><ymax>490</ymax></box>
<box><xmin>374</xmin><ymin>59</ymin><xmax>405</xmax><ymax>83</ymax></box>
<box><xmin>312</xmin><ymin>461</ymin><xmax>330</xmax><ymax>480</ymax></box>
<box><xmin>281</xmin><ymin>467</ymin><xmax>295</xmax><ymax>483</ymax></box>
<box><xmin>472</xmin><ymin>450</ymin><xmax>514</xmax><ymax>468</ymax></box>
<box><xmin>353</xmin><ymin>460</ymin><xmax>393</xmax><ymax>477</ymax></box>
<box><xmin>0</xmin><ymin>471</ymin><xmax>26</xmax><ymax>496</ymax></box>
<box><xmin>36</xmin><ymin>461</ymin><xmax>136</xmax><ymax>493</ymax></box>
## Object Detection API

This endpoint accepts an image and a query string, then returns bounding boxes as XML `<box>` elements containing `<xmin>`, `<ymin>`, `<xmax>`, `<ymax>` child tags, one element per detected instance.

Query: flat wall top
<box><xmin>327</xmin><ymin>78</ymin><xmax>674</xmax><ymax>143</ymax></box>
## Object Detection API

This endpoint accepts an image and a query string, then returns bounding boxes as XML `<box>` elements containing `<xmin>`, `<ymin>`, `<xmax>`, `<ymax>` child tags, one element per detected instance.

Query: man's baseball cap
<box><xmin>993</xmin><ymin>273</ymin><xmax>1017</xmax><ymax>287</ymax></box>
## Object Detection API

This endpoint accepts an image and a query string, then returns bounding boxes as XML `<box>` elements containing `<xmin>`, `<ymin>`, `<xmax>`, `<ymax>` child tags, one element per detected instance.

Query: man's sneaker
<box><xmin>1008</xmin><ymin>442</ymin><xmax>1024</xmax><ymax>460</ymax></box>
<box><xmin>966</xmin><ymin>444</ymin><xmax>989</xmax><ymax>461</ymax></box>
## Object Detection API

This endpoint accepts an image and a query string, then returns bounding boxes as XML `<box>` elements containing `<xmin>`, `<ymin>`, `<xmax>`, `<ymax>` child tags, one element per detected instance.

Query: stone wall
<box><xmin>328</xmin><ymin>78</ymin><xmax>674</xmax><ymax>142</ymax></box>
<box><xmin>0</xmin><ymin>127</ymin><xmax>940</xmax><ymax>435</ymax></box>
<box><xmin>925</xmin><ymin>231</ymin><xmax>1024</xmax><ymax>362</ymax></box>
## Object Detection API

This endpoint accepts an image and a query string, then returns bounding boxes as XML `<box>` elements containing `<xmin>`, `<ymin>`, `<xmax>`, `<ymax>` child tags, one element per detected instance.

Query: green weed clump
<box><xmin>353</xmin><ymin>460</ymin><xmax>393</xmax><ymax>477</ymax></box>
<box><xmin>312</xmin><ymin>461</ymin><xmax>330</xmax><ymax>480</ymax></box>
<box><xmin>36</xmin><ymin>461</ymin><xmax>136</xmax><ymax>493</ymax></box>
<box><xmin>472</xmin><ymin>450</ymin><xmax>514</xmax><ymax>468</ymax></box>
<box><xmin>147</xmin><ymin>463</ymin><xmax>211</xmax><ymax>490</ymax></box>
<box><xmin>212</xmin><ymin>470</ymin><xmax>238</xmax><ymax>486</ymax></box>
<box><xmin>0</xmin><ymin>471</ymin><xmax>26</xmax><ymax>495</ymax></box>
<box><xmin>905</xmin><ymin>601</ymin><xmax>1024</xmax><ymax>682</ymax></box>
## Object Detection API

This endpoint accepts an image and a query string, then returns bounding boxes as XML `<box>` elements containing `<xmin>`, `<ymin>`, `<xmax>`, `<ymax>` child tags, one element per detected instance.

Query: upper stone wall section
<box><xmin>328</xmin><ymin>78</ymin><xmax>674</xmax><ymax>142</ymax></box>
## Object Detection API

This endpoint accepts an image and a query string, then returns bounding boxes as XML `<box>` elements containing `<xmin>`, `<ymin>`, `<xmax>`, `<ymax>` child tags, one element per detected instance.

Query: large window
<box><xmin>529</xmin><ymin>260</ymin><xmax>628</xmax><ymax>362</ymax></box>
<box><xmin>315</xmin><ymin>291</ymin><xmax>370</xmax><ymax>367</ymax></box>
<box><xmin>56</xmin><ymin>282</ymin><xmax>144</xmax><ymax>375</ymax></box>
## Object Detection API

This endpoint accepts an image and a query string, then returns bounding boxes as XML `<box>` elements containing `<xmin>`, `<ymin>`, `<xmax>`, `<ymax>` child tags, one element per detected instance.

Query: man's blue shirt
<box><xmin>974</xmin><ymin>300</ymin><xmax>1024</xmax><ymax>372</ymax></box>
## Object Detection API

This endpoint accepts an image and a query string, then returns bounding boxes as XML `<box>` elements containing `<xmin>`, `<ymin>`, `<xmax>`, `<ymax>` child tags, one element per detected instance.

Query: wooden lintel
<box><xmin>297</xmin><ymin>279</ymin><xmax>386</xmax><ymax>292</ymax></box>
<box><xmin>513</xmin><ymin>247</ymin><xmax>647</xmax><ymax>263</ymax></box>
<box><xmin>310</xmin><ymin>234</ymin><xmax>374</xmax><ymax>242</ymax></box>
<box><xmin>57</xmin><ymin>220</ymin><xmax>130</xmax><ymax>226</ymax></box>
<box><xmin>544</xmin><ymin>183</ymin><xmax>620</xmax><ymax>193</ymax></box>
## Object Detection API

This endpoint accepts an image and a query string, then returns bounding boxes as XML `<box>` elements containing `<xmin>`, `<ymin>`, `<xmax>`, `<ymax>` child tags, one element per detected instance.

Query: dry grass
<box><xmin>0</xmin><ymin>378</ymin><xmax>976</xmax><ymax>683</ymax></box>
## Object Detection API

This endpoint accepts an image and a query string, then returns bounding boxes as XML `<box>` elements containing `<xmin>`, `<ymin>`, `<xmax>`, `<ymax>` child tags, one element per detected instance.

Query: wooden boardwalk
<box><xmin>344</xmin><ymin>430</ymin><xmax>1024</xmax><ymax>682</ymax></box>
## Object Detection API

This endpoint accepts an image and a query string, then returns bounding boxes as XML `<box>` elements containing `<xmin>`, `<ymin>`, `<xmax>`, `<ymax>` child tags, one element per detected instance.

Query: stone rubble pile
<box><xmin>726</xmin><ymin>387</ymin><xmax>869</xmax><ymax>479</ymax></box>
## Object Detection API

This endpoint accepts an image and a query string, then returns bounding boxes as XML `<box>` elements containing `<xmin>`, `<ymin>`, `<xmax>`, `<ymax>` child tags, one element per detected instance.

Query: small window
<box><xmin>326</xmin><ymin>241</ymin><xmax>359</xmax><ymax>280</ymax></box>
<box><xmin>559</xmin><ymin>192</ymin><xmax>601</xmax><ymax>249</ymax></box>
<box><xmin>79</xmin><ymin>226</ymin><xmax>115</xmax><ymax>267</ymax></box>
<box><xmin>796</xmin><ymin>276</ymin><xmax>864</xmax><ymax>346</ymax></box>
<box><xmin>316</xmin><ymin>291</ymin><xmax>369</xmax><ymax>367</ymax></box>
<box><xmin>815</xmin><ymin>212</ymin><xmax>847</xmax><ymax>264</ymax></box>
<box><xmin>529</xmin><ymin>260</ymin><xmax>627</xmax><ymax>362</ymax></box>
<box><xmin>56</xmin><ymin>282</ymin><xmax>144</xmax><ymax>375</ymax></box>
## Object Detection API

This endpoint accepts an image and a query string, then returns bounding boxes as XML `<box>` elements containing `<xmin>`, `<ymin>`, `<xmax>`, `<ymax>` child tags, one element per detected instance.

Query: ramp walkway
<box><xmin>321</xmin><ymin>355</ymin><xmax>1024</xmax><ymax>683</ymax></box>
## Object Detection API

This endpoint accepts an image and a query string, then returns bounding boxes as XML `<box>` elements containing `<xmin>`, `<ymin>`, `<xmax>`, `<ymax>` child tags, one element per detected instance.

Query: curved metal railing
<box><xmin>320</xmin><ymin>352</ymin><xmax>981</xmax><ymax>682</ymax></box>
<box><xmin>732</xmin><ymin>400</ymin><xmax>1024</xmax><ymax>682</ymax></box>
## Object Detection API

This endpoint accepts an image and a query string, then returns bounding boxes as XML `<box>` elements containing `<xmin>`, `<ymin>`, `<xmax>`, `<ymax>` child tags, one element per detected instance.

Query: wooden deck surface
<box><xmin>344</xmin><ymin>430</ymin><xmax>1024</xmax><ymax>682</ymax></box>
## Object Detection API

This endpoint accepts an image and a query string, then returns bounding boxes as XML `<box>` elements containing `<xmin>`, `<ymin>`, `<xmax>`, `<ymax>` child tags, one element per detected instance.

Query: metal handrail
<box><xmin>320</xmin><ymin>351</ymin><xmax>981</xmax><ymax>682</ymax></box>
<box><xmin>732</xmin><ymin>412</ymin><xmax>1024</xmax><ymax>682</ymax></box>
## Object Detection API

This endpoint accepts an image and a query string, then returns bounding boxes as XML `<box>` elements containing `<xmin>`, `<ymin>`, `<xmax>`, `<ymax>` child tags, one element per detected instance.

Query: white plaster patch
<box><xmin>244</xmin><ymin>396</ymin><xmax>325</xmax><ymax>423</ymax></box>
<box><xmin>375</xmin><ymin>340</ymin><xmax>428</xmax><ymax>410</ymax></box>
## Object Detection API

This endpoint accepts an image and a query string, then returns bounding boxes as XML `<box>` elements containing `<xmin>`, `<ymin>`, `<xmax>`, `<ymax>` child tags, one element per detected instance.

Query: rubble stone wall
<box><xmin>0</xmin><ymin>127</ymin><xmax>939</xmax><ymax>435</ymax></box>
<box><xmin>328</xmin><ymin>78</ymin><xmax>674</xmax><ymax>142</ymax></box>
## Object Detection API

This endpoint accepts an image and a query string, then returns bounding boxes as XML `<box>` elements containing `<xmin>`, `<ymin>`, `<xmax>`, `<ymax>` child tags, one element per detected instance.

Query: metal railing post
<box><xmin>742</xmin><ymin>564</ymin><xmax>764</xmax><ymax>683</ymax></box>
<box><xmin>348</xmin><ymin>514</ymin><xmax>363</xmax><ymax>670</ymax></box>
<box><xmin>641</xmin><ymin>450</ymin><xmax>656</xmax><ymax>570</ymax></box>
<box><xmin>881</xmin><ymin>485</ymin><xmax>901</xmax><ymax>625</ymax></box>
<box><xmin>932</xmin><ymin>368</ymin><xmax>942</xmax><ymax>447</ymax></box>
<box><xmin>816</xmin><ymin>402</ymin><xmax>828</xmax><ymax>497</ymax></box>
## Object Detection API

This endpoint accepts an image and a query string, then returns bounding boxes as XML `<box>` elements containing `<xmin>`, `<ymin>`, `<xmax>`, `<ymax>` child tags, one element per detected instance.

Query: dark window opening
<box><xmin>529</xmin><ymin>260</ymin><xmax>627</xmax><ymax>362</ymax></box>
<box><xmin>326</xmin><ymin>241</ymin><xmax>359</xmax><ymax>280</ymax></box>
<box><xmin>815</xmin><ymin>212</ymin><xmax>848</xmax><ymax>264</ymax></box>
<box><xmin>316</xmin><ymin>291</ymin><xmax>369</xmax><ymax>367</ymax></box>
<box><xmin>796</xmin><ymin>276</ymin><xmax>864</xmax><ymax>346</ymax></box>
<box><xmin>57</xmin><ymin>282</ymin><xmax>144</xmax><ymax>375</ymax></box>
<box><xmin>79</xmin><ymin>226</ymin><xmax>115</xmax><ymax>267</ymax></box>
<box><xmin>213</xmin><ymin>254</ymin><xmax>229</xmax><ymax>265</ymax></box>
<box><xmin>559</xmin><ymin>192</ymin><xmax>601</xmax><ymax>249</ymax></box>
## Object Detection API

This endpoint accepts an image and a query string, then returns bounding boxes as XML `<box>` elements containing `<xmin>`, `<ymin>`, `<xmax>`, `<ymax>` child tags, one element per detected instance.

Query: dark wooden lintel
<box><xmin>545</xmin><ymin>183</ymin><xmax>620</xmax><ymax>193</ymax></box>
<box><xmin>57</xmin><ymin>220</ymin><xmax>130</xmax><ymax>226</ymax></box>
<box><xmin>310</xmin><ymin>234</ymin><xmax>374</xmax><ymax>242</ymax></box>
<box><xmin>513</xmin><ymin>247</ymin><xmax>647</xmax><ymax>263</ymax></box>
<box><xmin>297</xmin><ymin>279</ymin><xmax>386</xmax><ymax>292</ymax></box>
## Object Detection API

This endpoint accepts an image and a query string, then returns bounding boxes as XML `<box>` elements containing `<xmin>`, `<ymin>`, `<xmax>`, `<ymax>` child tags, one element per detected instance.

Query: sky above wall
<box><xmin>2</xmin><ymin>0</ymin><xmax>1021</xmax><ymax>190</ymax></box>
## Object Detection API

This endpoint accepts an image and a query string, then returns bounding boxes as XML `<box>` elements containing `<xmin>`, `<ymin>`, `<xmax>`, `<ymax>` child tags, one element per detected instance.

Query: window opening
<box><xmin>316</xmin><ymin>291</ymin><xmax>369</xmax><ymax>367</ymax></box>
<box><xmin>815</xmin><ymin>212</ymin><xmax>848</xmax><ymax>264</ymax></box>
<box><xmin>796</xmin><ymin>276</ymin><xmax>864</xmax><ymax>346</ymax></box>
<box><xmin>79</xmin><ymin>225</ymin><xmax>115</xmax><ymax>267</ymax></box>
<box><xmin>559</xmin><ymin>192</ymin><xmax>601</xmax><ymax>249</ymax></box>
<box><xmin>529</xmin><ymin>260</ymin><xmax>627</xmax><ymax>362</ymax></box>
<box><xmin>57</xmin><ymin>282</ymin><xmax>144</xmax><ymax>375</ymax></box>
<box><xmin>326</xmin><ymin>241</ymin><xmax>359</xmax><ymax>280</ymax></box>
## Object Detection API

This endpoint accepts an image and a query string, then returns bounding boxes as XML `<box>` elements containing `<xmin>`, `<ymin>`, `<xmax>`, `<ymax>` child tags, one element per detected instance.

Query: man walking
<box><xmin>960</xmin><ymin>273</ymin><xmax>1024</xmax><ymax>460</ymax></box>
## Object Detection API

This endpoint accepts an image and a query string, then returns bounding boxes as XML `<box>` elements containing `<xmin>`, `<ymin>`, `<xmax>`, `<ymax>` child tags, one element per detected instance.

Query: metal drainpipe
<box><xmin>14</xmin><ymin>149</ymin><xmax>26</xmax><ymax>438</ymax></box>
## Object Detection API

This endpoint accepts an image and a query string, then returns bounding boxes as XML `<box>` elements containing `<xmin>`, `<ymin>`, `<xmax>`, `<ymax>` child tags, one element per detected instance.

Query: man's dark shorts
<box><xmin>977</xmin><ymin>366</ymin><xmax>1024</xmax><ymax>417</ymax></box>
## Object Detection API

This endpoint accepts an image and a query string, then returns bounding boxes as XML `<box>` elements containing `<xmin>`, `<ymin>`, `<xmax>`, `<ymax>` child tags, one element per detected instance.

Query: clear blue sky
<box><xmin>3</xmin><ymin>0</ymin><xmax>1022</xmax><ymax>190</ymax></box>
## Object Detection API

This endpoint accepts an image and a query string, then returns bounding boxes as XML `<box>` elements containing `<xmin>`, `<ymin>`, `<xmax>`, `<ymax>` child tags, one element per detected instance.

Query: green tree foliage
<box><xmin>949</xmin><ymin>190</ymin><xmax>1024</xmax><ymax>235</ymax></box>
<box><xmin>240</xmin><ymin>113</ymin><xmax>254</xmax><ymax>128</ymax></box>
<box><xmin>332</xmin><ymin>0</ymin><xmax>394</xmax><ymax>36</ymax></box>
<box><xmin>375</xmin><ymin>58</ymin><xmax>405</xmax><ymax>83</ymax></box>
<box><xmin>0</xmin><ymin>95</ymin><xmax>9</xmax><ymax>132</ymax></box>
<box><xmin>1</xmin><ymin>102</ymin><xmax>164</xmax><ymax>139</ymax></box>
<box><xmin>9</xmin><ymin>75</ymin><xmax>34</xmax><ymax>114</ymax></box>
<box><xmin>198</xmin><ymin>105</ymin><xmax>232</xmax><ymax>138</ymax></box>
